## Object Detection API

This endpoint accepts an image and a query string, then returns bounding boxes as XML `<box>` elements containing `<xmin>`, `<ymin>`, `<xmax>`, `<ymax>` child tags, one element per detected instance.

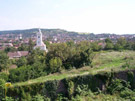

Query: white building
<box><xmin>19</xmin><ymin>34</ymin><xmax>22</xmax><ymax>40</ymax></box>
<box><xmin>34</xmin><ymin>29</ymin><xmax>47</xmax><ymax>52</ymax></box>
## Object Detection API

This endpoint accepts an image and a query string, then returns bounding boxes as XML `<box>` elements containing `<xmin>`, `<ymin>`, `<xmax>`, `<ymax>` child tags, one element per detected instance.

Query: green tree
<box><xmin>4</xmin><ymin>47</ymin><xmax>16</xmax><ymax>52</ymax></box>
<box><xmin>0</xmin><ymin>51</ymin><xmax>9</xmax><ymax>71</ymax></box>
<box><xmin>114</xmin><ymin>37</ymin><xmax>127</xmax><ymax>50</ymax></box>
<box><xmin>80</xmin><ymin>49</ymin><xmax>94</xmax><ymax>66</ymax></box>
<box><xmin>28</xmin><ymin>38</ymin><xmax>35</xmax><ymax>53</ymax></box>
<box><xmin>0</xmin><ymin>79</ymin><xmax>5</xmax><ymax>100</ymax></box>
<box><xmin>105</xmin><ymin>38</ymin><xmax>112</xmax><ymax>43</ymax></box>
<box><xmin>49</xmin><ymin>57</ymin><xmax>62</xmax><ymax>72</ymax></box>
<box><xmin>114</xmin><ymin>43</ymin><xmax>123</xmax><ymax>51</ymax></box>
<box><xmin>105</xmin><ymin>43</ymin><xmax>114</xmax><ymax>50</ymax></box>
<box><xmin>18</xmin><ymin>44</ymin><xmax>28</xmax><ymax>51</ymax></box>
<box><xmin>16</xmin><ymin>56</ymin><xmax>27</xmax><ymax>67</ymax></box>
<box><xmin>27</xmin><ymin>48</ymin><xmax>46</xmax><ymax>65</ymax></box>
<box><xmin>90</xmin><ymin>42</ymin><xmax>102</xmax><ymax>51</ymax></box>
<box><xmin>104</xmin><ymin>38</ymin><xmax>114</xmax><ymax>50</ymax></box>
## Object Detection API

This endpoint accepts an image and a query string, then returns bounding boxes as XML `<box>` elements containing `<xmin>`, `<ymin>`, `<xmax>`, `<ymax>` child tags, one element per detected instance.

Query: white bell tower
<box><xmin>34</xmin><ymin>29</ymin><xmax>47</xmax><ymax>52</ymax></box>
<box><xmin>37</xmin><ymin>29</ymin><xmax>43</xmax><ymax>46</ymax></box>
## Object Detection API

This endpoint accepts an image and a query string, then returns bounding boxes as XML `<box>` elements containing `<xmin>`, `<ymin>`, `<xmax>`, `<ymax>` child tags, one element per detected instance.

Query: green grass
<box><xmin>13</xmin><ymin>50</ymin><xmax>135</xmax><ymax>87</ymax></box>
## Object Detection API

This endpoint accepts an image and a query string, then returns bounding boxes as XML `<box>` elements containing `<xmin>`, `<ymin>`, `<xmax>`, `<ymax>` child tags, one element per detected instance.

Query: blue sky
<box><xmin>0</xmin><ymin>0</ymin><xmax>135</xmax><ymax>34</ymax></box>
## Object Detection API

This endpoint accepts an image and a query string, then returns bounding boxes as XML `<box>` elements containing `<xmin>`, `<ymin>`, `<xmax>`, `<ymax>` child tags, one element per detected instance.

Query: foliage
<box><xmin>107</xmin><ymin>79</ymin><xmax>130</xmax><ymax>94</ymax></box>
<box><xmin>120</xmin><ymin>88</ymin><xmax>135</xmax><ymax>100</ymax></box>
<box><xmin>56</xmin><ymin>94</ymin><xmax>68</xmax><ymax>101</ymax></box>
<box><xmin>0</xmin><ymin>72</ymin><xmax>8</xmax><ymax>81</ymax></box>
<box><xmin>2</xmin><ymin>96</ymin><xmax>14</xmax><ymax>101</ymax></box>
<box><xmin>0</xmin><ymin>51</ymin><xmax>9</xmax><ymax>71</ymax></box>
<box><xmin>127</xmin><ymin>71</ymin><xmax>135</xmax><ymax>89</ymax></box>
<box><xmin>9</xmin><ymin>63</ymin><xmax>47</xmax><ymax>82</ymax></box>
<box><xmin>4</xmin><ymin>47</ymin><xmax>17</xmax><ymax>52</ymax></box>
<box><xmin>42</xmin><ymin>80</ymin><xmax>59</xmax><ymax>100</ymax></box>
<box><xmin>18</xmin><ymin>44</ymin><xmax>28</xmax><ymax>51</ymax></box>
<box><xmin>75</xmin><ymin>84</ymin><xmax>92</xmax><ymax>96</ymax></box>
<box><xmin>90</xmin><ymin>42</ymin><xmax>102</xmax><ymax>51</ymax></box>
<box><xmin>0</xmin><ymin>79</ymin><xmax>5</xmax><ymax>100</ymax></box>
<box><xmin>32</xmin><ymin>94</ymin><xmax>44</xmax><ymax>101</ymax></box>
<box><xmin>16</xmin><ymin>56</ymin><xmax>27</xmax><ymax>67</ymax></box>
<box><xmin>28</xmin><ymin>38</ymin><xmax>35</xmax><ymax>52</ymax></box>
<box><xmin>49</xmin><ymin>57</ymin><xmax>62</xmax><ymax>73</ymax></box>
<box><xmin>66</xmin><ymin>80</ymin><xmax>74</xmax><ymax>98</ymax></box>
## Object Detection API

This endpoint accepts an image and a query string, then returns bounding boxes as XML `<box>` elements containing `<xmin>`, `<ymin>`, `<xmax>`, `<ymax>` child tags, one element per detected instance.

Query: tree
<box><xmin>16</xmin><ymin>56</ymin><xmax>27</xmax><ymax>67</ymax></box>
<box><xmin>117</xmin><ymin>37</ymin><xmax>127</xmax><ymax>47</ymax></box>
<box><xmin>18</xmin><ymin>44</ymin><xmax>28</xmax><ymax>51</ymax></box>
<box><xmin>114</xmin><ymin>43</ymin><xmax>123</xmax><ymax>51</ymax></box>
<box><xmin>27</xmin><ymin>48</ymin><xmax>46</xmax><ymax>65</ymax></box>
<box><xmin>105</xmin><ymin>38</ymin><xmax>112</xmax><ymax>43</ymax></box>
<box><xmin>28</xmin><ymin>38</ymin><xmax>35</xmax><ymax>53</ymax></box>
<box><xmin>114</xmin><ymin>37</ymin><xmax>127</xmax><ymax>50</ymax></box>
<box><xmin>0</xmin><ymin>79</ymin><xmax>5</xmax><ymax>100</ymax></box>
<box><xmin>4</xmin><ymin>47</ymin><xmax>16</xmax><ymax>52</ymax></box>
<box><xmin>80</xmin><ymin>49</ymin><xmax>94</xmax><ymax>66</ymax></box>
<box><xmin>49</xmin><ymin>57</ymin><xmax>62</xmax><ymax>72</ymax></box>
<box><xmin>104</xmin><ymin>38</ymin><xmax>114</xmax><ymax>50</ymax></box>
<box><xmin>105</xmin><ymin>43</ymin><xmax>114</xmax><ymax>50</ymax></box>
<box><xmin>0</xmin><ymin>51</ymin><xmax>9</xmax><ymax>71</ymax></box>
<box><xmin>90</xmin><ymin>42</ymin><xmax>102</xmax><ymax>51</ymax></box>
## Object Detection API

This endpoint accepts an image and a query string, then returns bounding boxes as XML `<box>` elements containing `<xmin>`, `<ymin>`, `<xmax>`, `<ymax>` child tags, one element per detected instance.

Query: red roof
<box><xmin>8</xmin><ymin>51</ymin><xmax>29</xmax><ymax>59</ymax></box>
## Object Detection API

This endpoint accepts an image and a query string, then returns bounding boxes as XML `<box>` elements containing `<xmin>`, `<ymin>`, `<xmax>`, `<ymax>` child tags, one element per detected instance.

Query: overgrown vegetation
<box><xmin>1</xmin><ymin>38</ymin><xmax>135</xmax><ymax>100</ymax></box>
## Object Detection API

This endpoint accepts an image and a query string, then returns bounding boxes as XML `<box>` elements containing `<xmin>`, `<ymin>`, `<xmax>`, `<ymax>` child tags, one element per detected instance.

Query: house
<box><xmin>98</xmin><ymin>42</ymin><xmax>106</xmax><ymax>48</ymax></box>
<box><xmin>0</xmin><ymin>43</ymin><xmax>13</xmax><ymax>47</ymax></box>
<box><xmin>8</xmin><ymin>51</ymin><xmax>29</xmax><ymax>59</ymax></box>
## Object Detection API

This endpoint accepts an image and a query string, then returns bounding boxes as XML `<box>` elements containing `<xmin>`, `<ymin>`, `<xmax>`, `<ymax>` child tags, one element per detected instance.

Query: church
<box><xmin>34</xmin><ymin>29</ymin><xmax>47</xmax><ymax>52</ymax></box>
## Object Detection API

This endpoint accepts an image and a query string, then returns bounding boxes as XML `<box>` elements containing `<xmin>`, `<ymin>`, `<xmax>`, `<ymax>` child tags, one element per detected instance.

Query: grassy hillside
<box><xmin>13</xmin><ymin>50</ymin><xmax>135</xmax><ymax>87</ymax></box>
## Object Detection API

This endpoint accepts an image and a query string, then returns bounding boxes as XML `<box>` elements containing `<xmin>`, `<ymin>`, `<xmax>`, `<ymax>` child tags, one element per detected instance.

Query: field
<box><xmin>13</xmin><ymin>50</ymin><xmax>135</xmax><ymax>87</ymax></box>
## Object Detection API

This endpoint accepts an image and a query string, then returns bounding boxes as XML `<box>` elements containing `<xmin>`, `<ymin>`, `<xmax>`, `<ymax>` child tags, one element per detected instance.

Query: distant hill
<box><xmin>0</xmin><ymin>28</ymin><xmax>78</xmax><ymax>36</ymax></box>
<box><xmin>0</xmin><ymin>28</ymin><xmax>134</xmax><ymax>40</ymax></box>
<box><xmin>0</xmin><ymin>28</ymin><xmax>98</xmax><ymax>39</ymax></box>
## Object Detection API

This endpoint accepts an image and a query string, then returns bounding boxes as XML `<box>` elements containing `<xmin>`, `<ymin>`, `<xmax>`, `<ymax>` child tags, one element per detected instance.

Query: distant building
<box><xmin>19</xmin><ymin>34</ymin><xmax>22</xmax><ymax>40</ymax></box>
<box><xmin>8</xmin><ymin>51</ymin><xmax>29</xmax><ymax>59</ymax></box>
<box><xmin>34</xmin><ymin>29</ymin><xmax>47</xmax><ymax>52</ymax></box>
<box><xmin>0</xmin><ymin>43</ymin><xmax>13</xmax><ymax>47</ymax></box>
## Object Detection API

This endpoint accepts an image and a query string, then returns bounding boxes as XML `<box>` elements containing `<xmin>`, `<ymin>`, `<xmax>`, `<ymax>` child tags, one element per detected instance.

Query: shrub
<box><xmin>0</xmin><ymin>72</ymin><xmax>8</xmax><ymax>81</ymax></box>
<box><xmin>127</xmin><ymin>71</ymin><xmax>135</xmax><ymax>89</ymax></box>
<box><xmin>2</xmin><ymin>96</ymin><xmax>14</xmax><ymax>101</ymax></box>
<box><xmin>120</xmin><ymin>88</ymin><xmax>135</xmax><ymax>100</ymax></box>
<box><xmin>107</xmin><ymin>79</ymin><xmax>130</xmax><ymax>94</ymax></box>
<box><xmin>0</xmin><ymin>79</ymin><xmax>5</xmax><ymax>100</ymax></box>
<box><xmin>75</xmin><ymin>84</ymin><xmax>93</xmax><ymax>96</ymax></box>
<box><xmin>42</xmin><ymin>80</ymin><xmax>59</xmax><ymax>100</ymax></box>
<box><xmin>32</xmin><ymin>94</ymin><xmax>44</xmax><ymax>101</ymax></box>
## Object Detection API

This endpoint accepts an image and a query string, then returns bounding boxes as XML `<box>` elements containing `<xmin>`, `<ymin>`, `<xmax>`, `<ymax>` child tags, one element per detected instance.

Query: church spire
<box><xmin>33</xmin><ymin>29</ymin><xmax>47</xmax><ymax>52</ymax></box>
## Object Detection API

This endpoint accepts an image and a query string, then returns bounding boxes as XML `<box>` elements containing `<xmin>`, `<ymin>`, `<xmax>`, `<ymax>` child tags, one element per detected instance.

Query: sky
<box><xmin>0</xmin><ymin>0</ymin><xmax>135</xmax><ymax>34</ymax></box>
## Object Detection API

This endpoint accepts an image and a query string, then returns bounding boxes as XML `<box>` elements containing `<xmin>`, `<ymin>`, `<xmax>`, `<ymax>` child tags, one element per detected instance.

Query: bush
<box><xmin>2</xmin><ymin>96</ymin><xmax>14</xmax><ymax>101</ymax></box>
<box><xmin>42</xmin><ymin>80</ymin><xmax>59</xmax><ymax>100</ymax></box>
<box><xmin>16</xmin><ymin>56</ymin><xmax>27</xmax><ymax>67</ymax></box>
<box><xmin>120</xmin><ymin>88</ymin><xmax>135</xmax><ymax>100</ymax></box>
<box><xmin>75</xmin><ymin>84</ymin><xmax>93</xmax><ymax>96</ymax></box>
<box><xmin>107</xmin><ymin>79</ymin><xmax>130</xmax><ymax>94</ymax></box>
<box><xmin>32</xmin><ymin>94</ymin><xmax>44</xmax><ymax>101</ymax></box>
<box><xmin>0</xmin><ymin>79</ymin><xmax>5</xmax><ymax>100</ymax></box>
<box><xmin>9</xmin><ymin>63</ymin><xmax>47</xmax><ymax>83</ymax></box>
<box><xmin>0</xmin><ymin>72</ymin><xmax>8</xmax><ymax>81</ymax></box>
